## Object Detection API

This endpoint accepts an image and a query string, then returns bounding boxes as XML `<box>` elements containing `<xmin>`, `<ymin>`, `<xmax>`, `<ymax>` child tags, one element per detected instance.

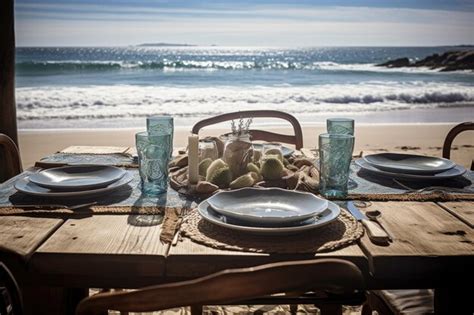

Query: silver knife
<box><xmin>347</xmin><ymin>201</ymin><xmax>390</xmax><ymax>245</ymax></box>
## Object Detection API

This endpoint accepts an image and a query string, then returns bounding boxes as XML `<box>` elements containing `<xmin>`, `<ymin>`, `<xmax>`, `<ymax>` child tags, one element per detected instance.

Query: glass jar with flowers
<box><xmin>222</xmin><ymin>117</ymin><xmax>253</xmax><ymax>179</ymax></box>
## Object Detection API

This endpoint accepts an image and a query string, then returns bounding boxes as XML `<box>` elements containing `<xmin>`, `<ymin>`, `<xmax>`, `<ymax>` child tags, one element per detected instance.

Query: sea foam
<box><xmin>17</xmin><ymin>60</ymin><xmax>471</xmax><ymax>73</ymax></box>
<box><xmin>16</xmin><ymin>82</ymin><xmax>474</xmax><ymax>121</ymax></box>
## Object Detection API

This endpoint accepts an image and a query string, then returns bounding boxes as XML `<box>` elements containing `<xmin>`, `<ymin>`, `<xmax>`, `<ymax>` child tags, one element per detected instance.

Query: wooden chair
<box><xmin>442</xmin><ymin>121</ymin><xmax>474</xmax><ymax>170</ymax></box>
<box><xmin>76</xmin><ymin>258</ymin><xmax>364</xmax><ymax>315</ymax></box>
<box><xmin>0</xmin><ymin>262</ymin><xmax>23</xmax><ymax>315</ymax></box>
<box><xmin>192</xmin><ymin>110</ymin><xmax>304</xmax><ymax>149</ymax></box>
<box><xmin>0</xmin><ymin>133</ymin><xmax>22</xmax><ymax>182</ymax></box>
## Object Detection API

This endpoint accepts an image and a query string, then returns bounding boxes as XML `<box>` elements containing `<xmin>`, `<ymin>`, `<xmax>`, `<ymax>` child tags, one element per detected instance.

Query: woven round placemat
<box><xmin>181</xmin><ymin>208</ymin><xmax>364</xmax><ymax>254</ymax></box>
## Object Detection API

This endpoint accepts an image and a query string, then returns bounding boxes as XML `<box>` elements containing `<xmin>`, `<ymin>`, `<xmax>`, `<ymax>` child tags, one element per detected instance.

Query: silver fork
<box><xmin>172</xmin><ymin>207</ymin><xmax>189</xmax><ymax>246</ymax></box>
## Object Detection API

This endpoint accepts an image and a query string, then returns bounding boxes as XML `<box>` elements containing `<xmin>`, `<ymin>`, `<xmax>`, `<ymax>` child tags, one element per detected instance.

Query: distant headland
<box><xmin>136</xmin><ymin>43</ymin><xmax>197</xmax><ymax>47</ymax></box>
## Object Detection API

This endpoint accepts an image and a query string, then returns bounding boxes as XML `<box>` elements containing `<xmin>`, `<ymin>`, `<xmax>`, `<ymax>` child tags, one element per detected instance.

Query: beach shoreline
<box><xmin>18</xmin><ymin>122</ymin><xmax>474</xmax><ymax>169</ymax></box>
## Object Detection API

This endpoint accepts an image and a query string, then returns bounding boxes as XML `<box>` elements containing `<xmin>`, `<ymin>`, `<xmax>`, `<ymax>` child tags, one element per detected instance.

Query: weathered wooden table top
<box><xmin>0</xmin><ymin>152</ymin><xmax>473</xmax><ymax>290</ymax></box>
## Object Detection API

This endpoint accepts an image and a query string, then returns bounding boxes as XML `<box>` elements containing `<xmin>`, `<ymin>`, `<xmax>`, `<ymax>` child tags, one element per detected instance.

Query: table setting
<box><xmin>0</xmin><ymin>115</ymin><xmax>472</xmax><ymax>252</ymax></box>
<box><xmin>1</xmin><ymin>114</ymin><xmax>473</xmax><ymax>315</ymax></box>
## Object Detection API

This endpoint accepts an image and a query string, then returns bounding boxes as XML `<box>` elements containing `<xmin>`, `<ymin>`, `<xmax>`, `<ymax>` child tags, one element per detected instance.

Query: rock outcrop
<box><xmin>377</xmin><ymin>57</ymin><xmax>410</xmax><ymax>68</ymax></box>
<box><xmin>377</xmin><ymin>50</ymin><xmax>474</xmax><ymax>72</ymax></box>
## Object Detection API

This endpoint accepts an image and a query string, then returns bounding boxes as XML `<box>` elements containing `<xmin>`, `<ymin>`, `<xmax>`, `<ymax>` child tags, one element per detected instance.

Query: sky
<box><xmin>15</xmin><ymin>0</ymin><xmax>474</xmax><ymax>47</ymax></box>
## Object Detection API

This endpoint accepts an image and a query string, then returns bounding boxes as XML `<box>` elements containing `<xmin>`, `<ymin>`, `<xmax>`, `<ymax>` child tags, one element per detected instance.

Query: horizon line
<box><xmin>15</xmin><ymin>44</ymin><xmax>474</xmax><ymax>48</ymax></box>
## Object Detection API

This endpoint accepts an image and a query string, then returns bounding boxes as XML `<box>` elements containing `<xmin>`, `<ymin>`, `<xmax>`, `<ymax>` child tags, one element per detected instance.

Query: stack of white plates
<box><xmin>356</xmin><ymin>153</ymin><xmax>466</xmax><ymax>181</ymax></box>
<box><xmin>15</xmin><ymin>165</ymin><xmax>132</xmax><ymax>198</ymax></box>
<box><xmin>198</xmin><ymin>187</ymin><xmax>340</xmax><ymax>235</ymax></box>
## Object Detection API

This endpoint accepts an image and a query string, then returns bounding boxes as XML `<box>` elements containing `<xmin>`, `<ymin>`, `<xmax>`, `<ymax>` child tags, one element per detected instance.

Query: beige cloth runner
<box><xmin>160</xmin><ymin>207</ymin><xmax>183</xmax><ymax>243</ymax></box>
<box><xmin>60</xmin><ymin>146</ymin><xmax>131</xmax><ymax>155</ymax></box>
<box><xmin>180</xmin><ymin>208</ymin><xmax>363</xmax><ymax>254</ymax></box>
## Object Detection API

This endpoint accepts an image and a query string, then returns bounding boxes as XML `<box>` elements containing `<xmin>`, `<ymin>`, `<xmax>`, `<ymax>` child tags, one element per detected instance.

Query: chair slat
<box><xmin>192</xmin><ymin>110</ymin><xmax>303</xmax><ymax>149</ymax></box>
<box><xmin>0</xmin><ymin>133</ymin><xmax>22</xmax><ymax>182</ymax></box>
<box><xmin>76</xmin><ymin>259</ymin><xmax>364</xmax><ymax>315</ymax></box>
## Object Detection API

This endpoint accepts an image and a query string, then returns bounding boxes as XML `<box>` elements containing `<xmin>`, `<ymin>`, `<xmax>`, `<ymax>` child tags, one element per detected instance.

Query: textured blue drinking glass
<box><xmin>319</xmin><ymin>133</ymin><xmax>354</xmax><ymax>199</ymax></box>
<box><xmin>327</xmin><ymin>118</ymin><xmax>354</xmax><ymax>135</ymax></box>
<box><xmin>136</xmin><ymin>131</ymin><xmax>172</xmax><ymax>195</ymax></box>
<box><xmin>146</xmin><ymin>116</ymin><xmax>174</xmax><ymax>158</ymax></box>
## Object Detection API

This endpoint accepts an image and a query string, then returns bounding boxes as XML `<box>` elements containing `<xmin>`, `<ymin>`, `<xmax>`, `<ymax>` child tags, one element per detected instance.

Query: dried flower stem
<box><xmin>230</xmin><ymin>116</ymin><xmax>253</xmax><ymax>136</ymax></box>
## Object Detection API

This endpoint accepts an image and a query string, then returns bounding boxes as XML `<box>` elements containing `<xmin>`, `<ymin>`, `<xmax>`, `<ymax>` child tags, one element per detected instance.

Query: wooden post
<box><xmin>0</xmin><ymin>0</ymin><xmax>17</xmax><ymax>181</ymax></box>
<box><xmin>0</xmin><ymin>0</ymin><xmax>17</xmax><ymax>145</ymax></box>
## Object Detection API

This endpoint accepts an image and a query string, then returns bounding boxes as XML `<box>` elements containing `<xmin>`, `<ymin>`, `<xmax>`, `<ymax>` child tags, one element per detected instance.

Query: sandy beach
<box><xmin>18</xmin><ymin>122</ymin><xmax>473</xmax><ymax>169</ymax></box>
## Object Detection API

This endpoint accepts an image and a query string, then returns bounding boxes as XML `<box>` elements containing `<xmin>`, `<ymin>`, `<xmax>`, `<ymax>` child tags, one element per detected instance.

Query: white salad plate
<box><xmin>198</xmin><ymin>199</ymin><xmax>340</xmax><ymax>235</ymax></box>
<box><xmin>15</xmin><ymin>171</ymin><xmax>133</xmax><ymax>197</ymax></box>
<box><xmin>363</xmin><ymin>153</ymin><xmax>455</xmax><ymax>175</ymax></box>
<box><xmin>206</xmin><ymin>187</ymin><xmax>328</xmax><ymax>225</ymax></box>
<box><xmin>29</xmin><ymin>165</ymin><xmax>126</xmax><ymax>190</ymax></box>
<box><xmin>355</xmin><ymin>158</ymin><xmax>466</xmax><ymax>181</ymax></box>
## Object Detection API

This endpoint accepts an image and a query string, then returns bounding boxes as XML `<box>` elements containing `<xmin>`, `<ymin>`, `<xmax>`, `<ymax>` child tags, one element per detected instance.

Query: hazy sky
<box><xmin>15</xmin><ymin>0</ymin><xmax>474</xmax><ymax>47</ymax></box>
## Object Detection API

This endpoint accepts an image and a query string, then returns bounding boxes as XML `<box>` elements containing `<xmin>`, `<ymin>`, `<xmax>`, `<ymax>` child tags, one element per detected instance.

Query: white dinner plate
<box><xmin>198</xmin><ymin>199</ymin><xmax>340</xmax><ymax>235</ymax></box>
<box><xmin>355</xmin><ymin>158</ymin><xmax>466</xmax><ymax>181</ymax></box>
<box><xmin>206</xmin><ymin>187</ymin><xmax>328</xmax><ymax>225</ymax></box>
<box><xmin>363</xmin><ymin>153</ymin><xmax>455</xmax><ymax>175</ymax></box>
<box><xmin>15</xmin><ymin>171</ymin><xmax>133</xmax><ymax>197</ymax></box>
<box><xmin>29</xmin><ymin>165</ymin><xmax>126</xmax><ymax>190</ymax></box>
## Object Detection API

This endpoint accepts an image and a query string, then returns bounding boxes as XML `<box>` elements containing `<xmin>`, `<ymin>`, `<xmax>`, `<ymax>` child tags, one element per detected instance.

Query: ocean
<box><xmin>15</xmin><ymin>46</ymin><xmax>474</xmax><ymax>129</ymax></box>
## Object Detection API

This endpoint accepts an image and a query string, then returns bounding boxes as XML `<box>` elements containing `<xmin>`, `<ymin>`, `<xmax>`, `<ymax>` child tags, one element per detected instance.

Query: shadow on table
<box><xmin>127</xmin><ymin>192</ymin><xmax>168</xmax><ymax>227</ymax></box>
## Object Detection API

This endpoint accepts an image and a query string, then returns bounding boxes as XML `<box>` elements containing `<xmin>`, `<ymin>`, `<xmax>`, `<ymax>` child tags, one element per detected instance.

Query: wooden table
<box><xmin>1</xmin><ymin>162</ymin><xmax>473</xmax><ymax>314</ymax></box>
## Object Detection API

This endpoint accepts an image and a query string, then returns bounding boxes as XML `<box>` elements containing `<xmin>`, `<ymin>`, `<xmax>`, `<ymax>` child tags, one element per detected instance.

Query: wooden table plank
<box><xmin>358</xmin><ymin>202</ymin><xmax>474</xmax><ymax>288</ymax></box>
<box><xmin>166</xmin><ymin>235</ymin><xmax>367</xmax><ymax>279</ymax></box>
<box><xmin>438</xmin><ymin>201</ymin><xmax>474</xmax><ymax>228</ymax></box>
<box><xmin>0</xmin><ymin>216</ymin><xmax>63</xmax><ymax>259</ymax></box>
<box><xmin>29</xmin><ymin>215</ymin><xmax>168</xmax><ymax>288</ymax></box>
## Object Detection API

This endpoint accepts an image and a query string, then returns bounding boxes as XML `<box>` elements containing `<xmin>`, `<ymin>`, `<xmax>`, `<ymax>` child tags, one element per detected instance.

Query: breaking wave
<box><xmin>16</xmin><ymin>82</ymin><xmax>474</xmax><ymax>121</ymax></box>
<box><xmin>16</xmin><ymin>60</ymin><xmax>463</xmax><ymax>73</ymax></box>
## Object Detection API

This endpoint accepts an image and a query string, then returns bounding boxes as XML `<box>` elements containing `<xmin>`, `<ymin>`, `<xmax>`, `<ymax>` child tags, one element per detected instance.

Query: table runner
<box><xmin>0</xmin><ymin>169</ymin><xmax>191</xmax><ymax>243</ymax></box>
<box><xmin>180</xmin><ymin>208</ymin><xmax>364</xmax><ymax>254</ymax></box>
<box><xmin>18</xmin><ymin>150</ymin><xmax>474</xmax><ymax>207</ymax></box>
<box><xmin>348</xmin><ymin>164</ymin><xmax>474</xmax><ymax>201</ymax></box>
<box><xmin>0</xmin><ymin>169</ymin><xmax>197</xmax><ymax>216</ymax></box>
<box><xmin>60</xmin><ymin>146</ymin><xmax>132</xmax><ymax>155</ymax></box>
<box><xmin>36</xmin><ymin>146</ymin><xmax>138</xmax><ymax>169</ymax></box>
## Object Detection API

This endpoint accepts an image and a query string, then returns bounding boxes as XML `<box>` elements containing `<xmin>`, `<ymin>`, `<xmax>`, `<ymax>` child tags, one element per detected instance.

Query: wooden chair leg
<box><xmin>290</xmin><ymin>304</ymin><xmax>298</xmax><ymax>314</ymax></box>
<box><xmin>365</xmin><ymin>291</ymin><xmax>394</xmax><ymax>315</ymax></box>
<box><xmin>318</xmin><ymin>304</ymin><xmax>342</xmax><ymax>315</ymax></box>
<box><xmin>361</xmin><ymin>302</ymin><xmax>373</xmax><ymax>315</ymax></box>
<box><xmin>23</xmin><ymin>285</ymin><xmax>88</xmax><ymax>315</ymax></box>
<box><xmin>434</xmin><ymin>288</ymin><xmax>473</xmax><ymax>315</ymax></box>
<box><xmin>190</xmin><ymin>304</ymin><xmax>203</xmax><ymax>315</ymax></box>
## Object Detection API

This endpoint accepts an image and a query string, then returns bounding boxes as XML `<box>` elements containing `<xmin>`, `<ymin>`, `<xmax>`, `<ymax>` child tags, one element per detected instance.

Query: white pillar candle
<box><xmin>188</xmin><ymin>134</ymin><xmax>199</xmax><ymax>185</ymax></box>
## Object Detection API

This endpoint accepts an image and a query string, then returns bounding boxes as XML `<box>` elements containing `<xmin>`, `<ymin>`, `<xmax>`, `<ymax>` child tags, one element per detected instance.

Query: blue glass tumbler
<box><xmin>319</xmin><ymin>133</ymin><xmax>354</xmax><ymax>199</ymax></box>
<box><xmin>327</xmin><ymin>118</ymin><xmax>354</xmax><ymax>135</ymax></box>
<box><xmin>146</xmin><ymin>116</ymin><xmax>174</xmax><ymax>158</ymax></box>
<box><xmin>136</xmin><ymin>131</ymin><xmax>172</xmax><ymax>195</ymax></box>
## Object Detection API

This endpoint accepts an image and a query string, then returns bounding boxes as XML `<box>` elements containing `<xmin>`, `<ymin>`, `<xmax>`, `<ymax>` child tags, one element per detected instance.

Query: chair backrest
<box><xmin>76</xmin><ymin>258</ymin><xmax>364</xmax><ymax>315</ymax></box>
<box><xmin>191</xmin><ymin>110</ymin><xmax>304</xmax><ymax>149</ymax></box>
<box><xmin>0</xmin><ymin>262</ymin><xmax>23</xmax><ymax>315</ymax></box>
<box><xmin>0</xmin><ymin>133</ymin><xmax>22</xmax><ymax>182</ymax></box>
<box><xmin>442</xmin><ymin>122</ymin><xmax>473</xmax><ymax>170</ymax></box>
